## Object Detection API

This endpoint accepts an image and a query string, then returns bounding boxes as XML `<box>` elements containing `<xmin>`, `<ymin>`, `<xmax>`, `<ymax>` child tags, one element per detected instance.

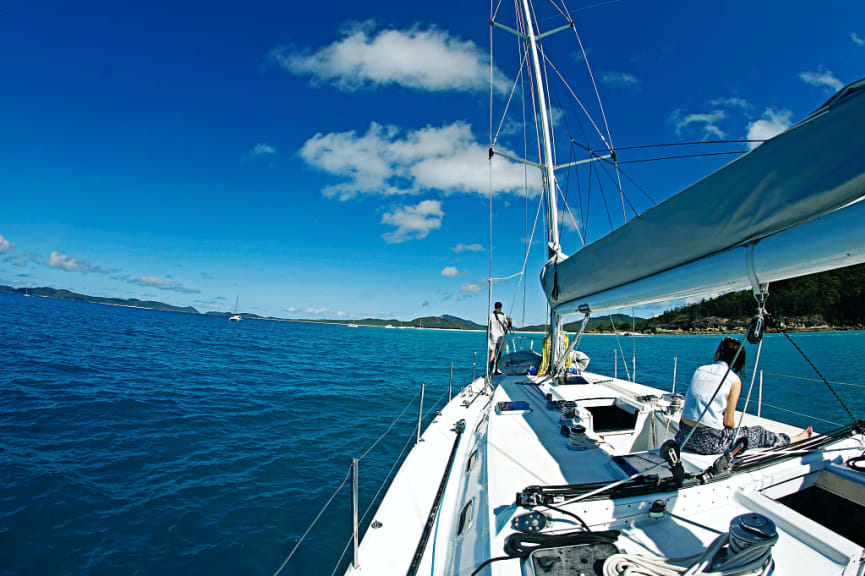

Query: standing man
<box><xmin>488</xmin><ymin>301</ymin><xmax>512</xmax><ymax>375</ymax></box>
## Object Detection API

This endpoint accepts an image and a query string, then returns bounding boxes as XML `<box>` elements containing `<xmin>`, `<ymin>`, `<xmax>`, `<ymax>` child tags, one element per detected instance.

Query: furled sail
<box><xmin>542</xmin><ymin>78</ymin><xmax>865</xmax><ymax>314</ymax></box>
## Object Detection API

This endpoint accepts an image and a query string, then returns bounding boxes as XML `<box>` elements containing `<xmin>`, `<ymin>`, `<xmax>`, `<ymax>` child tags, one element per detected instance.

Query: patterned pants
<box><xmin>676</xmin><ymin>422</ymin><xmax>791</xmax><ymax>455</ymax></box>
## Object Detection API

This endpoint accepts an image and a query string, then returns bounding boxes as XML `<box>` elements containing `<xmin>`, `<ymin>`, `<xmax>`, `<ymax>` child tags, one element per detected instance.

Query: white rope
<box><xmin>759</xmin><ymin>402</ymin><xmax>842</xmax><ymax>427</ymax></box>
<box><xmin>274</xmin><ymin>468</ymin><xmax>351</xmax><ymax>576</ymax></box>
<box><xmin>509</xmin><ymin>190</ymin><xmax>545</xmax><ymax>318</ymax></box>
<box><xmin>556</xmin><ymin>180</ymin><xmax>586</xmax><ymax>246</ymax></box>
<box><xmin>731</xmin><ymin>338</ymin><xmax>763</xmax><ymax>443</ymax></box>
<box><xmin>492</xmin><ymin>51</ymin><xmax>529</xmax><ymax>148</ymax></box>
<box><xmin>608</xmin><ymin>314</ymin><xmax>632</xmax><ymax>381</ymax></box>
<box><xmin>329</xmin><ymin>422</ymin><xmax>421</xmax><ymax>576</ymax></box>
<box><xmin>762</xmin><ymin>371</ymin><xmax>865</xmax><ymax>389</ymax></box>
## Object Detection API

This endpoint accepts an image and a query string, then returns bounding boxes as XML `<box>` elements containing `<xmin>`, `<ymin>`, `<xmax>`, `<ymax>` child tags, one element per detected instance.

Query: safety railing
<box><xmin>272</xmin><ymin>361</ymin><xmax>470</xmax><ymax>576</ymax></box>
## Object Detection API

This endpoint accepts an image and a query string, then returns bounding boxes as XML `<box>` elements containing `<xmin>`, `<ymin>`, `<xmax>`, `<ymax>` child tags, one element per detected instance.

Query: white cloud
<box><xmin>245</xmin><ymin>143</ymin><xmax>277</xmax><ymax>159</ymax></box>
<box><xmin>336</xmin><ymin>311</ymin><xmax>348</xmax><ymax>317</ymax></box>
<box><xmin>287</xmin><ymin>307</ymin><xmax>297</xmax><ymax>313</ymax></box>
<box><xmin>746</xmin><ymin>108</ymin><xmax>794</xmax><ymax>149</ymax></box>
<box><xmin>130</xmin><ymin>275</ymin><xmax>200</xmax><ymax>294</ymax></box>
<box><xmin>270</xmin><ymin>23</ymin><xmax>509</xmax><ymax>95</ymax></box>
<box><xmin>453</xmin><ymin>243</ymin><xmax>484</xmax><ymax>252</ymax></box>
<box><xmin>799</xmin><ymin>69</ymin><xmax>844</xmax><ymax>93</ymax></box>
<box><xmin>47</xmin><ymin>251</ymin><xmax>91</xmax><ymax>272</ymax></box>
<box><xmin>852</xmin><ymin>33</ymin><xmax>865</xmax><ymax>46</ymax></box>
<box><xmin>300</xmin><ymin>121</ymin><xmax>529</xmax><ymax>200</ymax></box>
<box><xmin>0</xmin><ymin>234</ymin><xmax>13</xmax><ymax>253</ymax></box>
<box><xmin>45</xmin><ymin>250</ymin><xmax>118</xmax><ymax>274</ymax></box>
<box><xmin>558</xmin><ymin>209</ymin><xmax>581</xmax><ymax>232</ymax></box>
<box><xmin>669</xmin><ymin>109</ymin><xmax>727</xmax><ymax>139</ymax></box>
<box><xmin>460</xmin><ymin>282</ymin><xmax>483</xmax><ymax>293</ymax></box>
<box><xmin>708</xmin><ymin>97</ymin><xmax>751</xmax><ymax>110</ymax></box>
<box><xmin>304</xmin><ymin>307</ymin><xmax>329</xmax><ymax>315</ymax></box>
<box><xmin>441</xmin><ymin>266</ymin><xmax>460</xmax><ymax>277</ymax></box>
<box><xmin>381</xmin><ymin>199</ymin><xmax>443</xmax><ymax>243</ymax></box>
<box><xmin>601</xmin><ymin>71</ymin><xmax>639</xmax><ymax>89</ymax></box>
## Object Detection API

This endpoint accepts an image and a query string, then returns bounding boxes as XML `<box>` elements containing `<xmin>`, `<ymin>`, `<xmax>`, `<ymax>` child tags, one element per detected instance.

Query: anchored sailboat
<box><xmin>229</xmin><ymin>296</ymin><xmax>242</xmax><ymax>322</ymax></box>
<box><xmin>316</xmin><ymin>3</ymin><xmax>865</xmax><ymax>576</ymax></box>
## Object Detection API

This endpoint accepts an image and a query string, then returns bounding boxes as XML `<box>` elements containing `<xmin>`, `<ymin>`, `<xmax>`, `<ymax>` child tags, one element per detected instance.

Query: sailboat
<box><xmin>229</xmin><ymin>296</ymin><xmax>242</xmax><ymax>322</ymax></box>
<box><xmin>333</xmin><ymin>3</ymin><xmax>865</xmax><ymax>575</ymax></box>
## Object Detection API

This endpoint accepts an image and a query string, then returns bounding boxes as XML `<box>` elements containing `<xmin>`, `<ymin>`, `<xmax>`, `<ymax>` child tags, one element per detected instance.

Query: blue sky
<box><xmin>1</xmin><ymin>0</ymin><xmax>863</xmax><ymax>324</ymax></box>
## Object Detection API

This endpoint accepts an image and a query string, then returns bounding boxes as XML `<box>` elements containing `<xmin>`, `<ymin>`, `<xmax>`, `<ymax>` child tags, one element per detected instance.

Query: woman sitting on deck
<box><xmin>676</xmin><ymin>337</ymin><xmax>813</xmax><ymax>455</ymax></box>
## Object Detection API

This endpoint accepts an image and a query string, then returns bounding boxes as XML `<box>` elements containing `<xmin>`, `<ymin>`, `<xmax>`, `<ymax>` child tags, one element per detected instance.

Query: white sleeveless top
<box><xmin>680</xmin><ymin>361</ymin><xmax>738</xmax><ymax>430</ymax></box>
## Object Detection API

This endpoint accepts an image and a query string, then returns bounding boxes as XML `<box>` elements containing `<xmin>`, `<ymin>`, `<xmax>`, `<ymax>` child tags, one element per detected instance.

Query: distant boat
<box><xmin>348</xmin><ymin>323</ymin><xmax>359</xmax><ymax>328</ymax></box>
<box><xmin>385</xmin><ymin>324</ymin><xmax>394</xmax><ymax>329</ymax></box>
<box><xmin>229</xmin><ymin>296</ymin><xmax>242</xmax><ymax>322</ymax></box>
<box><xmin>24</xmin><ymin>286</ymin><xmax>31</xmax><ymax>297</ymax></box>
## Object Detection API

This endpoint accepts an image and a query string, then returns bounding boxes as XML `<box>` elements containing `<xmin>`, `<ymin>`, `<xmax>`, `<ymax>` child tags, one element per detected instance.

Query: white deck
<box><xmin>345</xmin><ymin>372</ymin><xmax>865</xmax><ymax>575</ymax></box>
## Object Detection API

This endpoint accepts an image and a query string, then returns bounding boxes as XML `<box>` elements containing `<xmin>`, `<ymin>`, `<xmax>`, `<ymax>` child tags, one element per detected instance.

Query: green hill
<box><xmin>637</xmin><ymin>262</ymin><xmax>865</xmax><ymax>333</ymax></box>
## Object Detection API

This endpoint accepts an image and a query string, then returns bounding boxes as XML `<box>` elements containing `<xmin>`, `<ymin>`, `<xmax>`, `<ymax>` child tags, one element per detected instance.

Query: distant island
<box><xmin>0</xmin><ymin>285</ymin><xmax>199</xmax><ymax>314</ymax></box>
<box><xmin>4</xmin><ymin>261</ymin><xmax>863</xmax><ymax>333</ymax></box>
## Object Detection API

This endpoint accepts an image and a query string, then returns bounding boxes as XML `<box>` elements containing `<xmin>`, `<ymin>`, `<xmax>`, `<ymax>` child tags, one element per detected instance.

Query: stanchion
<box><xmin>448</xmin><ymin>363</ymin><xmax>453</xmax><ymax>401</ymax></box>
<box><xmin>417</xmin><ymin>382</ymin><xmax>425</xmax><ymax>444</ymax></box>
<box><xmin>351</xmin><ymin>458</ymin><xmax>359</xmax><ymax>569</ymax></box>
<box><xmin>672</xmin><ymin>357</ymin><xmax>678</xmax><ymax>394</ymax></box>
<box><xmin>758</xmin><ymin>370</ymin><xmax>763</xmax><ymax>417</ymax></box>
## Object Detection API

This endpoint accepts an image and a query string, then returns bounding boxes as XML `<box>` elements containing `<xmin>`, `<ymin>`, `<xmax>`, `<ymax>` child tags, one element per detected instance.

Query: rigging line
<box><xmin>568</xmin><ymin>139</ymin><xmax>655</xmax><ymax>207</ymax></box>
<box><xmin>598</xmin><ymin>155</ymin><xmax>656</xmax><ymax>205</ymax></box>
<box><xmin>762</xmin><ymin>371</ymin><xmax>865</xmax><ymax>389</ymax></box>
<box><xmin>521</xmin><ymin>20</ymin><xmax>529</xmax><ymax>327</ymax></box>
<box><xmin>358</xmin><ymin>389</ymin><xmax>421</xmax><ymax>461</ymax></box>
<box><xmin>731</xmin><ymin>337</ymin><xmax>764</xmax><ymax>445</ymax></box>
<box><xmin>608</xmin><ymin>314</ymin><xmax>631</xmax><ymax>382</ymax></box>
<box><xmin>564</xmin><ymin>10</ymin><xmax>613</xmax><ymax>151</ymax></box>
<box><xmin>557</xmin><ymin>143</ymin><xmax>574</xmax><ymax>239</ymax></box>
<box><xmin>492</xmin><ymin>51</ymin><xmax>529</xmax><ymax>148</ymax></box>
<box><xmin>510</xmin><ymin>185</ymin><xmax>546</xmax><ymax>320</ymax></box>
<box><xmin>782</xmin><ymin>331</ymin><xmax>857</xmax><ymax>423</ymax></box>
<box><xmin>593</xmin><ymin>139</ymin><xmax>766</xmax><ymax>152</ymax></box>
<box><xmin>583</xmin><ymin>149</ymin><xmax>592</xmax><ymax>235</ymax></box>
<box><xmin>491</xmin><ymin>271</ymin><xmax>523</xmax><ymax>282</ymax></box>
<box><xmin>535</xmin><ymin>17</ymin><xmax>559</xmax><ymax>170</ymax></box>
<box><xmin>329</xmin><ymin>422</ymin><xmax>421</xmax><ymax>576</ymax></box>
<box><xmin>556</xmin><ymin>180</ymin><xmax>585</xmax><ymax>246</ymax></box>
<box><xmin>541</xmin><ymin>51</ymin><xmax>607</xmax><ymax>145</ymax></box>
<box><xmin>545</xmin><ymin>0</ymin><xmax>569</xmax><ymax>20</ymax></box>
<box><xmin>591</xmin><ymin>154</ymin><xmax>614</xmax><ymax>231</ymax></box>
<box><xmin>273</xmin><ymin>467</ymin><xmax>352</xmax><ymax>576</ymax></box>
<box><xmin>488</xmin><ymin>4</ymin><xmax>495</xmax><ymax>385</ymax></box>
<box><xmin>759</xmin><ymin>401</ymin><xmax>842</xmax><ymax>427</ymax></box>
<box><xmin>616</xmin><ymin>150</ymin><xmax>749</xmax><ymax>164</ymax></box>
<box><xmin>517</xmin><ymin>7</ymin><xmax>544</xmax><ymax>180</ymax></box>
<box><xmin>492</xmin><ymin>0</ymin><xmax>505</xmax><ymax>21</ymax></box>
<box><xmin>594</xmin><ymin>154</ymin><xmax>639</xmax><ymax>217</ymax></box>
<box><xmin>535</xmin><ymin>0</ymin><xmax>621</xmax><ymax>22</ymax></box>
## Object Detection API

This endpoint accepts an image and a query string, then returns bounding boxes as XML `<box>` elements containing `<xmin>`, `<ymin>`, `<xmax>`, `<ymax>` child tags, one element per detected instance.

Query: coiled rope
<box><xmin>603</xmin><ymin>529</ymin><xmax>775</xmax><ymax>576</ymax></box>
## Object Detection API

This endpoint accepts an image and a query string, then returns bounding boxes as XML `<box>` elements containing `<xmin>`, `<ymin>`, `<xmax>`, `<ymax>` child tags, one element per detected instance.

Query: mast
<box><xmin>520</xmin><ymin>0</ymin><xmax>563</xmax><ymax>370</ymax></box>
<box><xmin>520</xmin><ymin>0</ymin><xmax>560</xmax><ymax>255</ymax></box>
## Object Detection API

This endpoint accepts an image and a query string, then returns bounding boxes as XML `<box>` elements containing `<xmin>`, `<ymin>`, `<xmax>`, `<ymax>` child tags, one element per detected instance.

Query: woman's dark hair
<box><xmin>715</xmin><ymin>337</ymin><xmax>746</xmax><ymax>374</ymax></box>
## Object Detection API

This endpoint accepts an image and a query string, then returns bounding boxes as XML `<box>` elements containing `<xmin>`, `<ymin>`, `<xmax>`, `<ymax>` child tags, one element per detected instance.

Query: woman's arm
<box><xmin>724</xmin><ymin>376</ymin><xmax>742</xmax><ymax>428</ymax></box>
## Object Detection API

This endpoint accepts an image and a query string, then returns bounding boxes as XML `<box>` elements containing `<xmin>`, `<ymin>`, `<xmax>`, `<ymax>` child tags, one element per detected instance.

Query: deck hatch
<box><xmin>457</xmin><ymin>499</ymin><xmax>474</xmax><ymax>536</ymax></box>
<box><xmin>777</xmin><ymin>483</ymin><xmax>865</xmax><ymax>546</ymax></box>
<box><xmin>585</xmin><ymin>404</ymin><xmax>638</xmax><ymax>433</ymax></box>
<box><xmin>466</xmin><ymin>448</ymin><xmax>478</xmax><ymax>472</ymax></box>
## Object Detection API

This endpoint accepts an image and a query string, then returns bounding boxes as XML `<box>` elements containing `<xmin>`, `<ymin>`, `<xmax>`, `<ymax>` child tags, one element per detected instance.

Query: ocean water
<box><xmin>2</xmin><ymin>292</ymin><xmax>864</xmax><ymax>575</ymax></box>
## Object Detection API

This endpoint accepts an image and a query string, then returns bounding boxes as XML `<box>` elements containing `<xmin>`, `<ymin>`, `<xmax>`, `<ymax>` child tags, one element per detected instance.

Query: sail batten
<box><xmin>542</xmin><ymin>78</ymin><xmax>865</xmax><ymax>313</ymax></box>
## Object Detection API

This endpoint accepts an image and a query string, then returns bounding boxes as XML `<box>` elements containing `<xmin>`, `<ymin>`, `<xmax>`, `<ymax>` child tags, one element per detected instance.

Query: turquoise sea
<box><xmin>2</xmin><ymin>291</ymin><xmax>864</xmax><ymax>575</ymax></box>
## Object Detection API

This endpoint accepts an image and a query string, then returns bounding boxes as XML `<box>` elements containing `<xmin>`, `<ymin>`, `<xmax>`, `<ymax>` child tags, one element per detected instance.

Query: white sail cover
<box><xmin>542</xmin><ymin>79</ymin><xmax>865</xmax><ymax>310</ymax></box>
